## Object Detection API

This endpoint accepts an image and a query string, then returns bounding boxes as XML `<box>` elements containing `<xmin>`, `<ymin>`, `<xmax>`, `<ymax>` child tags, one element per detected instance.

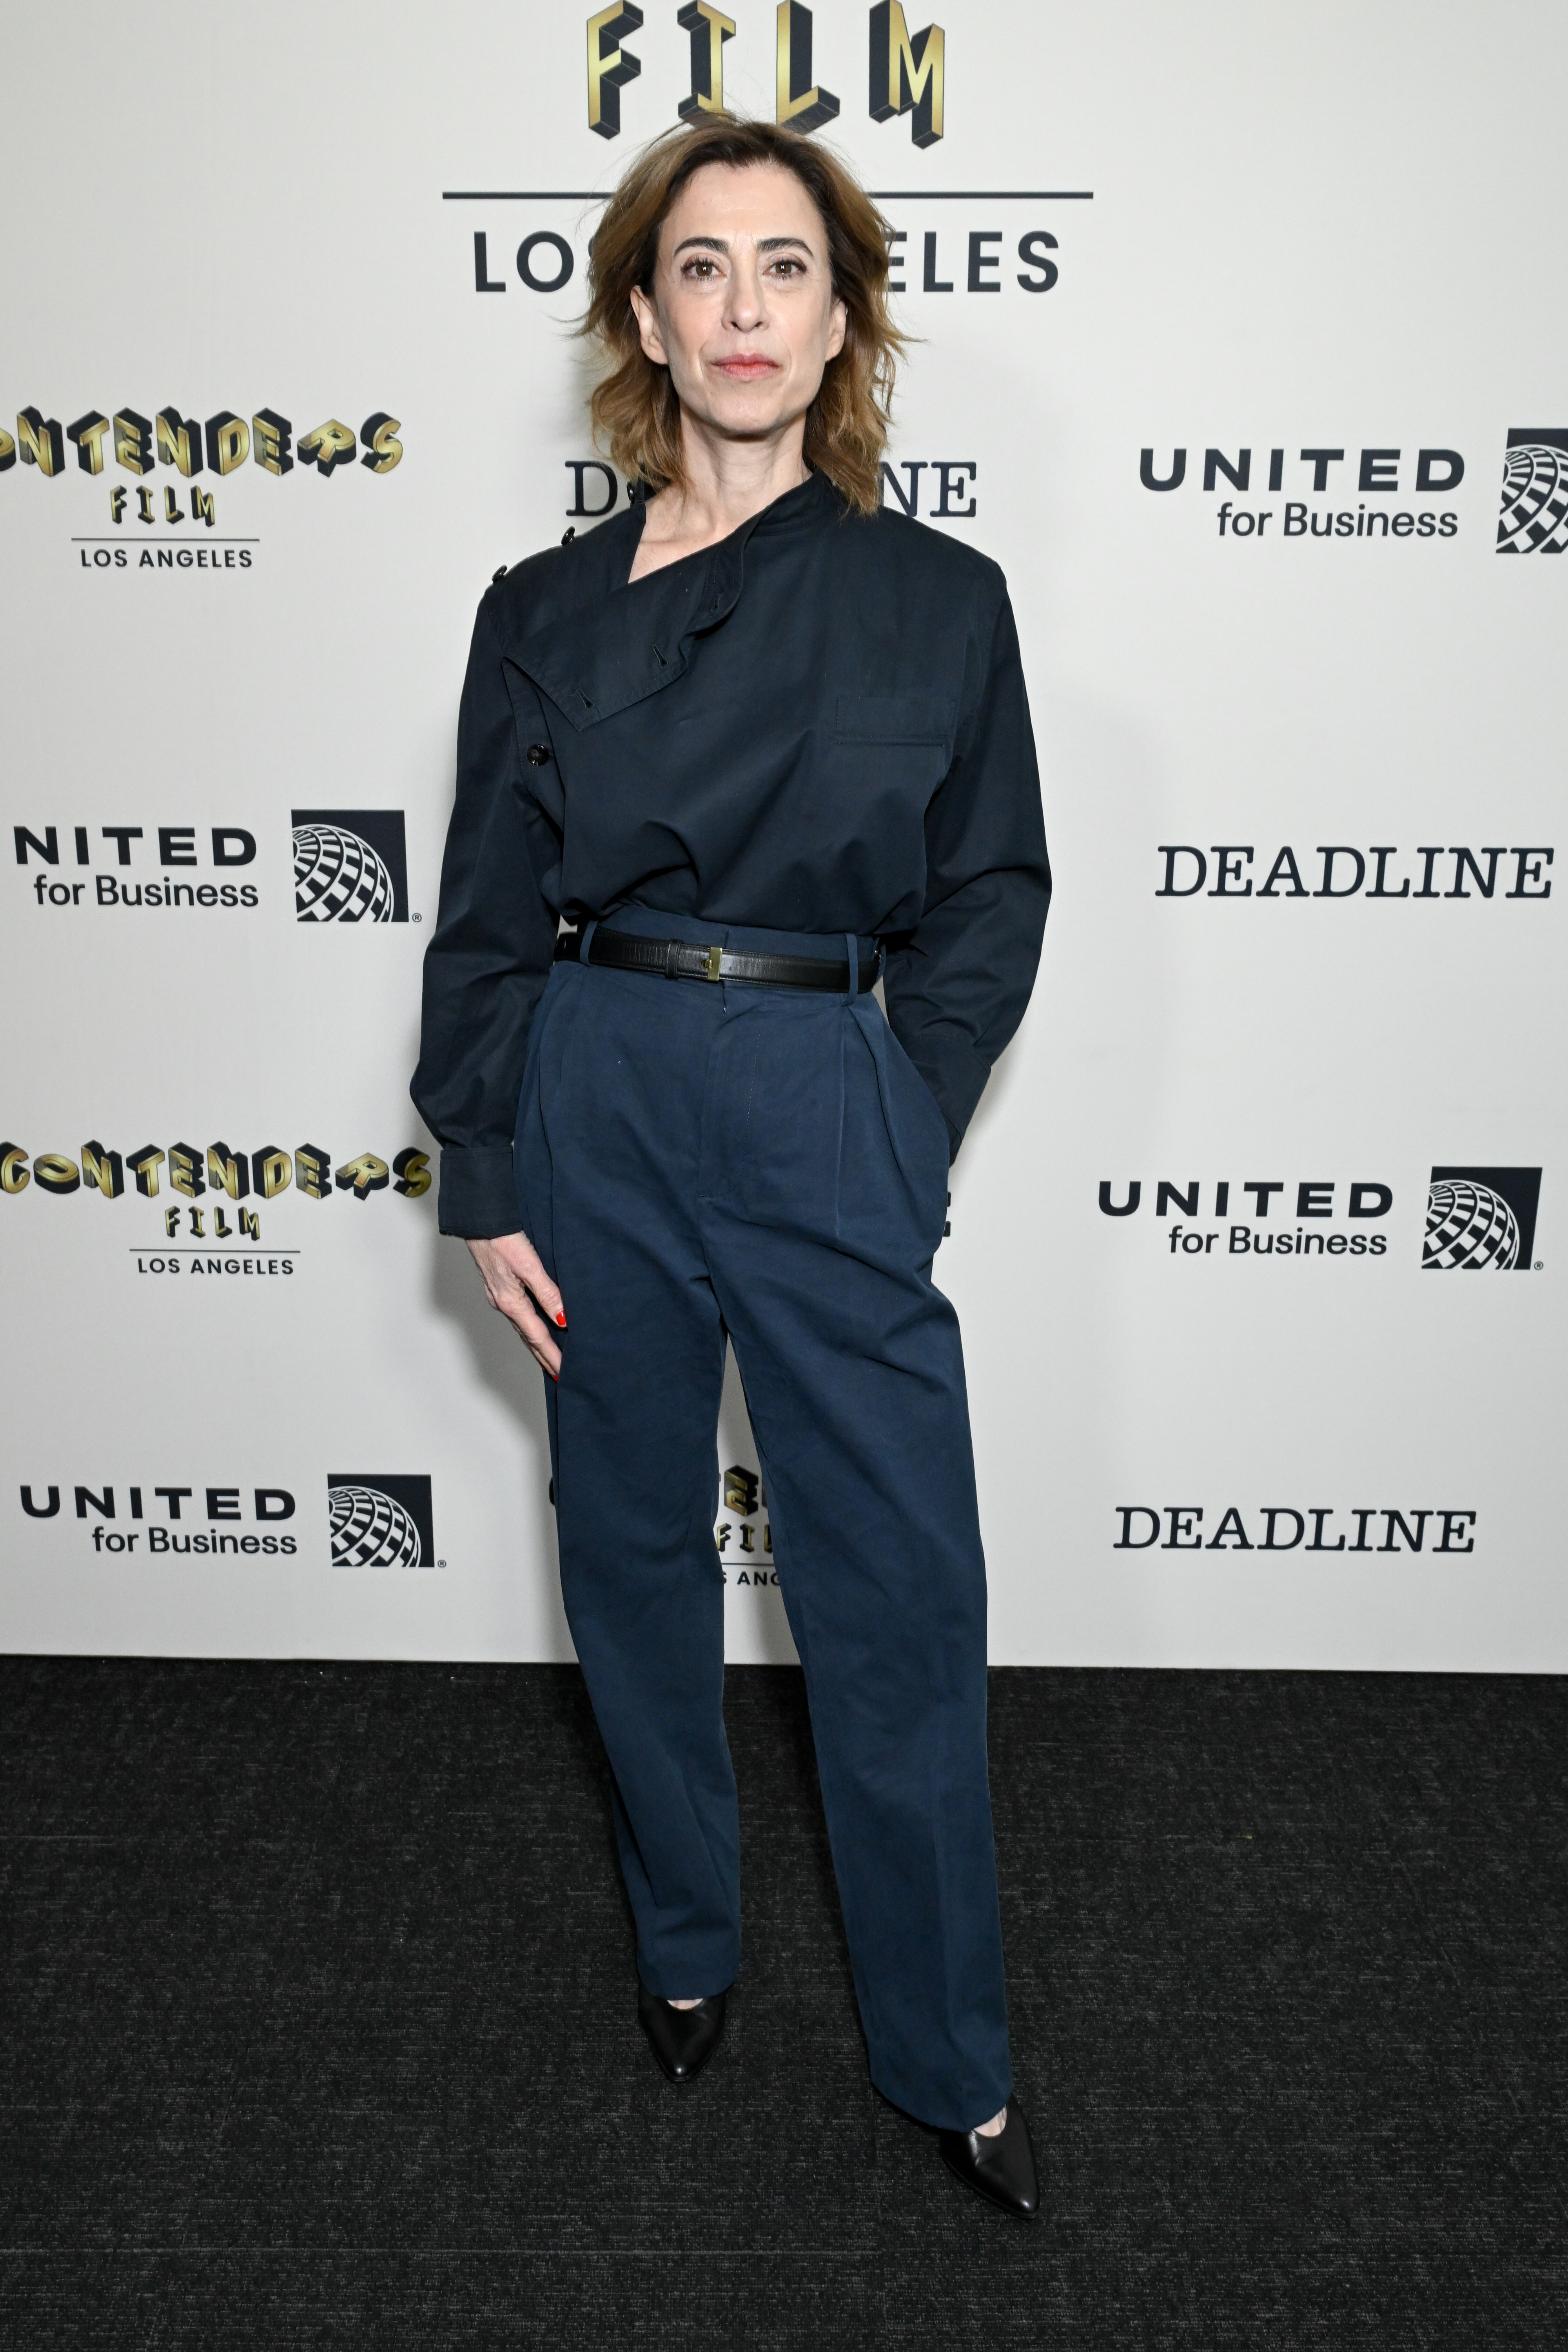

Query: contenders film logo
<box><xmin>2</xmin><ymin>402</ymin><xmax>401</xmax><ymax>567</ymax></box>
<box><xmin>0</xmin><ymin>1136</ymin><xmax>431</xmax><ymax>1275</ymax></box>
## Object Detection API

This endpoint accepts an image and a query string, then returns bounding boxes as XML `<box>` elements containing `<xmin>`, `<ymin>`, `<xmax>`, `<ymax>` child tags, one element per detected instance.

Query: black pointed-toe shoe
<box><xmin>938</xmin><ymin>2099</ymin><xmax>1041</xmax><ymax>2219</ymax></box>
<box><xmin>637</xmin><ymin>1984</ymin><xmax>729</xmax><ymax>2084</ymax></box>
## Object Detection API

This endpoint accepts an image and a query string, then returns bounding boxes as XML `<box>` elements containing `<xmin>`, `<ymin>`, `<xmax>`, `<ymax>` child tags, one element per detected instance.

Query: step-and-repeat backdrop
<box><xmin>2</xmin><ymin>1</ymin><xmax>1563</xmax><ymax>1669</ymax></box>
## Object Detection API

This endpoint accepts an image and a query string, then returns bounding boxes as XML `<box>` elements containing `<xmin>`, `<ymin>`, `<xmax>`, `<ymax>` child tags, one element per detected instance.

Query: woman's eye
<box><xmin>684</xmin><ymin>258</ymin><xmax>719</xmax><ymax>279</ymax></box>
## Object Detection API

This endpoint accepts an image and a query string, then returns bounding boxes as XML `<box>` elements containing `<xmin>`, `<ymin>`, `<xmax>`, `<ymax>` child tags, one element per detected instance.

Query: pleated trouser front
<box><xmin>514</xmin><ymin>910</ymin><xmax>1013</xmax><ymax>2131</ymax></box>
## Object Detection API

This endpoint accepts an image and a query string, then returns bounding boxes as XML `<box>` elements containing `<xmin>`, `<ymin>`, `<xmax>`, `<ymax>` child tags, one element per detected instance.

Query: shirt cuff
<box><xmin>435</xmin><ymin>1144</ymin><xmax>523</xmax><ymax>1240</ymax></box>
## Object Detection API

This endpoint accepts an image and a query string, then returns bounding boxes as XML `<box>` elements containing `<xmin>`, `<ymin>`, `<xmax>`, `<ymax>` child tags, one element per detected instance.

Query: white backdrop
<box><xmin>2</xmin><ymin>0</ymin><xmax>1563</xmax><ymax>1670</ymax></box>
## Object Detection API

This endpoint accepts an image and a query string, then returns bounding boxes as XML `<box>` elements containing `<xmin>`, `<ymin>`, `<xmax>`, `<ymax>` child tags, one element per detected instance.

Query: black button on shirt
<box><xmin>413</xmin><ymin>470</ymin><xmax>1050</xmax><ymax>1239</ymax></box>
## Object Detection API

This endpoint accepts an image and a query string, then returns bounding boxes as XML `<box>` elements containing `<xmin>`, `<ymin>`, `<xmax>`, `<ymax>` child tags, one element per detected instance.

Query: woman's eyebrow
<box><xmin>669</xmin><ymin>234</ymin><xmax>815</xmax><ymax>257</ymax></box>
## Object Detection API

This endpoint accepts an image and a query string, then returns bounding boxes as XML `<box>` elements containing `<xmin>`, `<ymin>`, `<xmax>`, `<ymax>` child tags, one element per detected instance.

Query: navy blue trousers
<box><xmin>514</xmin><ymin>910</ymin><xmax>1013</xmax><ymax>2131</ymax></box>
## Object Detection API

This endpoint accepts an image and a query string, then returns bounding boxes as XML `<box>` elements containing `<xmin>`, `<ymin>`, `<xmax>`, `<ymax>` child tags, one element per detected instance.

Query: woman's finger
<box><xmin>490</xmin><ymin>1283</ymin><xmax>562</xmax><ymax>1377</ymax></box>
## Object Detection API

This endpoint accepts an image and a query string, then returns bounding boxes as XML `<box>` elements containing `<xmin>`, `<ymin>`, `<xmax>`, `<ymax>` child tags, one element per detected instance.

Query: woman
<box><xmin>413</xmin><ymin>115</ymin><xmax>1049</xmax><ymax>2219</ymax></box>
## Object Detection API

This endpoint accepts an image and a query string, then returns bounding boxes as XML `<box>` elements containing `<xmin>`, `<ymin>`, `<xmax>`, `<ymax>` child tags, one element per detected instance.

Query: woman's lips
<box><xmin>711</xmin><ymin>356</ymin><xmax>780</xmax><ymax>379</ymax></box>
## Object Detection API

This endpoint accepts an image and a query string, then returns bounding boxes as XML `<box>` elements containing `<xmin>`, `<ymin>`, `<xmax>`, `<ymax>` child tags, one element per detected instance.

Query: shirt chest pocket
<box><xmin>833</xmin><ymin>693</ymin><xmax>955</xmax><ymax>750</ymax></box>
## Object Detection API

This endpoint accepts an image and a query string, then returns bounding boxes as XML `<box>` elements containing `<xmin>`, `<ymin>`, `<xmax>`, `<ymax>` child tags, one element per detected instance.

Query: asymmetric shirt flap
<box><xmin>412</xmin><ymin>468</ymin><xmax>1050</xmax><ymax>1238</ymax></box>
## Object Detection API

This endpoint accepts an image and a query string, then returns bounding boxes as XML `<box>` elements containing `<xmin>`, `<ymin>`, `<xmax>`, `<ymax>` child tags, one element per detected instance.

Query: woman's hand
<box><xmin>466</xmin><ymin>1231</ymin><xmax>567</xmax><ymax>1378</ymax></box>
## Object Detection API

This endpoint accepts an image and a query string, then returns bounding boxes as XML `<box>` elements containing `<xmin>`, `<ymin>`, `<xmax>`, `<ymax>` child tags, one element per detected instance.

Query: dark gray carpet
<box><xmin>0</xmin><ymin>1661</ymin><xmax>1564</xmax><ymax>2348</ymax></box>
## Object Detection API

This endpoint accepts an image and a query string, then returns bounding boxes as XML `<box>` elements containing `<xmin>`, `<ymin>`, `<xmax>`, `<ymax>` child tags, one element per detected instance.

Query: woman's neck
<box><xmin>629</xmin><ymin>417</ymin><xmax>810</xmax><ymax>581</ymax></box>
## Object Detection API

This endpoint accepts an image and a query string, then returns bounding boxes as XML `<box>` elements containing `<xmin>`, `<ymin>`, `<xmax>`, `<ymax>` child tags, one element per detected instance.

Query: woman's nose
<box><xmin>725</xmin><ymin>252</ymin><xmax>766</xmax><ymax>331</ymax></box>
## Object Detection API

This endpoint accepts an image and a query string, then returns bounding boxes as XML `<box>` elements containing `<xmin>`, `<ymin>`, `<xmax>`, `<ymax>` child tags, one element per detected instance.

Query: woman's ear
<box><xmin>826</xmin><ymin>295</ymin><xmax>848</xmax><ymax>364</ymax></box>
<box><xmin>628</xmin><ymin>285</ymin><xmax>669</xmax><ymax>367</ymax></box>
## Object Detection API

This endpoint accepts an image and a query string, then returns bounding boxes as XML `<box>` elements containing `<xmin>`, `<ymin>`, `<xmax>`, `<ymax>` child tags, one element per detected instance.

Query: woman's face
<box><xmin>630</xmin><ymin>162</ymin><xmax>848</xmax><ymax>447</ymax></box>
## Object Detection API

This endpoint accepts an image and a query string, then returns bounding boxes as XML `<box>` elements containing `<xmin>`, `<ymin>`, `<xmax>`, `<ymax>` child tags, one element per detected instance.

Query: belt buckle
<box><xmin>702</xmin><ymin>942</ymin><xmax>723</xmax><ymax>982</ymax></box>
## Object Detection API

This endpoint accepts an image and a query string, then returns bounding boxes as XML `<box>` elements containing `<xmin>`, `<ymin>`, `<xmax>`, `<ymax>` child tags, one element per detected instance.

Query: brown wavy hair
<box><xmin>581</xmin><ymin>116</ymin><xmax>902</xmax><ymax>517</ymax></box>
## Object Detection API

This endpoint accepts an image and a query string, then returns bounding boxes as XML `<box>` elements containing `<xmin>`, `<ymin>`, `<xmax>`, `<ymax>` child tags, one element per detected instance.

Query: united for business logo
<box><xmin>328</xmin><ymin>1474</ymin><xmax>434</xmax><ymax>1568</ymax></box>
<box><xmin>1497</xmin><ymin>430</ymin><xmax>1568</xmax><ymax>554</ymax></box>
<box><xmin>292</xmin><ymin>810</ymin><xmax>408</xmax><ymax>924</ymax></box>
<box><xmin>1423</xmin><ymin>1167</ymin><xmax>1542</xmax><ymax>1270</ymax></box>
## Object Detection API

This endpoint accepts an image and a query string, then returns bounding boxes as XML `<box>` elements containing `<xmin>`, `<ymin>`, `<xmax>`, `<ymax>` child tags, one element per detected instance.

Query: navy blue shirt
<box><xmin>414</xmin><ymin>469</ymin><xmax>1049</xmax><ymax>1238</ymax></box>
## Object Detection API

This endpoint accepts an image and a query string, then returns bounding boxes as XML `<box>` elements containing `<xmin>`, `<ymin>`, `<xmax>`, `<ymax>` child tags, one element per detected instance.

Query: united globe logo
<box><xmin>294</xmin><ymin>826</ymin><xmax>394</xmax><ymax>922</ymax></box>
<box><xmin>1424</xmin><ymin>1180</ymin><xmax>1519</xmax><ymax>1269</ymax></box>
<box><xmin>1422</xmin><ymin>1167</ymin><xmax>1541</xmax><ymax>1272</ymax></box>
<box><xmin>327</xmin><ymin>1474</ymin><xmax>434</xmax><ymax>1568</ymax></box>
<box><xmin>290</xmin><ymin>809</ymin><xmax>409</xmax><ymax>923</ymax></box>
<box><xmin>1496</xmin><ymin>429</ymin><xmax>1568</xmax><ymax>554</ymax></box>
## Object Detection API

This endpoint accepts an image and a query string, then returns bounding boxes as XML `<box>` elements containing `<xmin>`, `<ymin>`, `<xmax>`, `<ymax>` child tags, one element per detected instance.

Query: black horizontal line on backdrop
<box><xmin>129</xmin><ymin>1248</ymin><xmax>300</xmax><ymax>1256</ymax></box>
<box><xmin>73</xmin><ymin>536</ymin><xmax>260</xmax><ymax>544</ymax></box>
<box><xmin>442</xmin><ymin>189</ymin><xmax>1093</xmax><ymax>201</ymax></box>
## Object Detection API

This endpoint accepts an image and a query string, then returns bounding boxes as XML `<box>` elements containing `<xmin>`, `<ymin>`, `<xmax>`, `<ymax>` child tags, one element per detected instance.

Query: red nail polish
<box><xmin>555</xmin><ymin>1313</ymin><xmax>567</xmax><ymax>1327</ymax></box>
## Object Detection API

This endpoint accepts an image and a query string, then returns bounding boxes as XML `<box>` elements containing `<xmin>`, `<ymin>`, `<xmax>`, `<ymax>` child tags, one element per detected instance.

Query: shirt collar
<box><xmin>505</xmin><ymin>470</ymin><xmax>840</xmax><ymax>732</ymax></box>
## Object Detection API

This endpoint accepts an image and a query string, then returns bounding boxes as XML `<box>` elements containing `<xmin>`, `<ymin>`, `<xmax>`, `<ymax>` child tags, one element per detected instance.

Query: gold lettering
<box><xmin>252</xmin><ymin>408</ymin><xmax>294</xmax><ymax>476</ymax></box>
<box><xmin>191</xmin><ymin>486</ymin><xmax>214</xmax><ymax>526</ymax></box>
<box><xmin>33</xmin><ymin>1153</ymin><xmax>82</xmax><ymax>1195</ymax></box>
<box><xmin>205</xmin><ymin>412</ymin><xmax>250</xmax><ymax>474</ymax></box>
<box><xmin>677</xmin><ymin>1</ymin><xmax>735</xmax><ymax>119</ymax></box>
<box><xmin>156</xmin><ymin>408</ymin><xmax>202</xmax><ymax>476</ymax></box>
<box><xmin>169</xmin><ymin>1142</ymin><xmax>206</xmax><ymax>1200</ymax></box>
<box><xmin>392</xmin><ymin>1148</ymin><xmax>431</xmax><ymax>1198</ymax></box>
<box><xmin>298</xmin><ymin>419</ymin><xmax>356</xmax><ymax>477</ymax></box>
<box><xmin>334</xmin><ymin>1152</ymin><xmax>390</xmax><ymax>1199</ymax></box>
<box><xmin>294</xmin><ymin>1143</ymin><xmax>331</xmax><ymax>1200</ymax></box>
<box><xmin>240</xmin><ymin>1209</ymin><xmax>260</xmax><ymax>1240</ymax></box>
<box><xmin>868</xmin><ymin>2</ymin><xmax>943</xmax><ymax>146</ymax></box>
<box><xmin>113</xmin><ymin>409</ymin><xmax>154</xmax><ymax>475</ymax></box>
<box><xmin>359</xmin><ymin>412</ymin><xmax>402</xmax><ymax>474</ymax></box>
<box><xmin>206</xmin><ymin>1143</ymin><xmax>250</xmax><ymax>1201</ymax></box>
<box><xmin>586</xmin><ymin>3</ymin><xmax>642</xmax><ymax>139</ymax></box>
<box><xmin>128</xmin><ymin>1147</ymin><xmax>165</xmax><ymax>1198</ymax></box>
<box><xmin>81</xmin><ymin>1141</ymin><xmax>125</xmax><ymax>1200</ymax></box>
<box><xmin>0</xmin><ymin>427</ymin><xmax>15</xmax><ymax>471</ymax></box>
<box><xmin>164</xmin><ymin>486</ymin><xmax>183</xmax><ymax>523</ymax></box>
<box><xmin>17</xmin><ymin>408</ymin><xmax>65</xmax><ymax>476</ymax></box>
<box><xmin>67</xmin><ymin>412</ymin><xmax>112</xmax><ymax>475</ymax></box>
<box><xmin>776</xmin><ymin>2</ymin><xmax>839</xmax><ymax>131</ymax></box>
<box><xmin>0</xmin><ymin>1145</ymin><xmax>30</xmax><ymax>1194</ymax></box>
<box><xmin>254</xmin><ymin>1148</ymin><xmax>292</xmax><ymax>1200</ymax></box>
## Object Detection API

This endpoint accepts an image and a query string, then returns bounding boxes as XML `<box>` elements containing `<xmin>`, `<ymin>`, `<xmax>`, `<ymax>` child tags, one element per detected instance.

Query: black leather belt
<box><xmin>556</xmin><ymin>927</ymin><xmax>880</xmax><ymax>993</ymax></box>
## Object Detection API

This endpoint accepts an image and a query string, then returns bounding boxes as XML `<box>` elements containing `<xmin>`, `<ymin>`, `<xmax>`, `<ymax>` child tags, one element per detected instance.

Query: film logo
<box><xmin>717</xmin><ymin>1462</ymin><xmax>779</xmax><ymax>1589</ymax></box>
<box><xmin>328</xmin><ymin>1475</ymin><xmax>435</xmax><ymax>1569</ymax></box>
<box><xmin>2</xmin><ymin>402</ymin><xmax>401</xmax><ymax>558</ymax></box>
<box><xmin>581</xmin><ymin>2</ymin><xmax>944</xmax><ymax>143</ymax></box>
<box><xmin>0</xmin><ymin>1136</ymin><xmax>431</xmax><ymax>1274</ymax></box>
